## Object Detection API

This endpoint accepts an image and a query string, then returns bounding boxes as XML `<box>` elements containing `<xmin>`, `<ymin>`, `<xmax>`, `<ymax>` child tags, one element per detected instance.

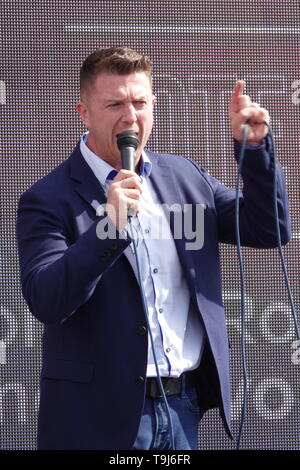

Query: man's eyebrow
<box><xmin>103</xmin><ymin>98</ymin><xmax>123</xmax><ymax>104</ymax></box>
<box><xmin>102</xmin><ymin>94</ymin><xmax>149</xmax><ymax>103</ymax></box>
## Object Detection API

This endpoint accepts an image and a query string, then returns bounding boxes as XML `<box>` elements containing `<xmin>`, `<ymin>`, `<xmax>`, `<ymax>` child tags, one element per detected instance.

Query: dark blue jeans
<box><xmin>132</xmin><ymin>387</ymin><xmax>203</xmax><ymax>450</ymax></box>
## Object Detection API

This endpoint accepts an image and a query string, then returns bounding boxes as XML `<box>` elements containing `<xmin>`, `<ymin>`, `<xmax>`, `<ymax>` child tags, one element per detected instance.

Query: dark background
<box><xmin>0</xmin><ymin>0</ymin><xmax>299</xmax><ymax>450</ymax></box>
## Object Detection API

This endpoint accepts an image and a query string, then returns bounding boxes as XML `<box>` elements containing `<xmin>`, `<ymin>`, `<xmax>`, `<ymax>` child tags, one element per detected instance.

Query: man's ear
<box><xmin>76</xmin><ymin>100</ymin><xmax>90</xmax><ymax>128</ymax></box>
<box><xmin>152</xmin><ymin>94</ymin><xmax>157</xmax><ymax>106</ymax></box>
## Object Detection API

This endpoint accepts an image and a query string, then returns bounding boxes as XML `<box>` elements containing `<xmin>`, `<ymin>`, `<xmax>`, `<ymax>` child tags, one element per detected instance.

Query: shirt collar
<box><xmin>140</xmin><ymin>149</ymin><xmax>152</xmax><ymax>177</ymax></box>
<box><xmin>80</xmin><ymin>131</ymin><xmax>152</xmax><ymax>186</ymax></box>
<box><xmin>80</xmin><ymin>132</ymin><xmax>114</xmax><ymax>188</ymax></box>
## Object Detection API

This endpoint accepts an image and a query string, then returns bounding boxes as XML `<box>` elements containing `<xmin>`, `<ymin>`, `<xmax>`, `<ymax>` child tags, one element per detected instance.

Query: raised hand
<box><xmin>228</xmin><ymin>80</ymin><xmax>270</xmax><ymax>146</ymax></box>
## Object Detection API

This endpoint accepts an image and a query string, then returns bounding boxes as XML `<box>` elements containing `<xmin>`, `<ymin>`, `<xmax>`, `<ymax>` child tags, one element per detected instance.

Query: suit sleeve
<box><xmin>193</xmin><ymin>135</ymin><xmax>291</xmax><ymax>247</ymax></box>
<box><xmin>16</xmin><ymin>187</ymin><xmax>131</xmax><ymax>325</ymax></box>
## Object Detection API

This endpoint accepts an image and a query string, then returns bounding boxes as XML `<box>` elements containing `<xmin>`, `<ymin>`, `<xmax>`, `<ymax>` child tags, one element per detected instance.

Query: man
<box><xmin>16</xmin><ymin>47</ymin><xmax>291</xmax><ymax>450</ymax></box>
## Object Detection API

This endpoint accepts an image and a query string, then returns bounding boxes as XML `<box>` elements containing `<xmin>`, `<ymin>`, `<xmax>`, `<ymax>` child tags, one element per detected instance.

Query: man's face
<box><xmin>77</xmin><ymin>72</ymin><xmax>156</xmax><ymax>169</ymax></box>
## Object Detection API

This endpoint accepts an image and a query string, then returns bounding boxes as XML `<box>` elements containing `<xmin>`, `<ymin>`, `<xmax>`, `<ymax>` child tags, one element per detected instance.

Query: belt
<box><xmin>145</xmin><ymin>372</ymin><xmax>196</xmax><ymax>399</ymax></box>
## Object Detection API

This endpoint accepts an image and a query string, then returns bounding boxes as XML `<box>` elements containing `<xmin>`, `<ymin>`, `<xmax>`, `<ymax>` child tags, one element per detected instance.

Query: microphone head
<box><xmin>117</xmin><ymin>130</ymin><xmax>139</xmax><ymax>151</ymax></box>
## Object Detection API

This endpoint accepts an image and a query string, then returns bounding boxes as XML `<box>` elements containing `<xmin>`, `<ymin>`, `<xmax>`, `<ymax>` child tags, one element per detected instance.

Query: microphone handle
<box><xmin>121</xmin><ymin>147</ymin><xmax>135</xmax><ymax>172</ymax></box>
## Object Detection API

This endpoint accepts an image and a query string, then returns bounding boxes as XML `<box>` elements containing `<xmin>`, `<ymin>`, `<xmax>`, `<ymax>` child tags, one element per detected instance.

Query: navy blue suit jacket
<box><xmin>16</xmin><ymin>137</ymin><xmax>291</xmax><ymax>449</ymax></box>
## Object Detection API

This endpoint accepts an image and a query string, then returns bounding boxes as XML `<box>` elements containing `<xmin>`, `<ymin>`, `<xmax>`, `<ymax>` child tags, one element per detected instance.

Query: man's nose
<box><xmin>121</xmin><ymin>103</ymin><xmax>137</xmax><ymax>123</ymax></box>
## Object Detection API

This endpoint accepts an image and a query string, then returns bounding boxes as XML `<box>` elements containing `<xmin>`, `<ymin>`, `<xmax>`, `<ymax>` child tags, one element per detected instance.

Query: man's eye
<box><xmin>108</xmin><ymin>103</ymin><xmax>120</xmax><ymax>108</ymax></box>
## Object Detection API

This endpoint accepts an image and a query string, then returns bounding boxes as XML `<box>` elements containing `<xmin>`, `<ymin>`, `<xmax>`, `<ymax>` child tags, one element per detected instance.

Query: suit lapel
<box><xmin>69</xmin><ymin>145</ymin><xmax>107</xmax><ymax>207</ymax></box>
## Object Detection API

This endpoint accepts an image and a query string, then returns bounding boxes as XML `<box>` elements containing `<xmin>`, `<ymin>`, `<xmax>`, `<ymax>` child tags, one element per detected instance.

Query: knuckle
<box><xmin>240</xmin><ymin>107</ymin><xmax>252</xmax><ymax>118</ymax></box>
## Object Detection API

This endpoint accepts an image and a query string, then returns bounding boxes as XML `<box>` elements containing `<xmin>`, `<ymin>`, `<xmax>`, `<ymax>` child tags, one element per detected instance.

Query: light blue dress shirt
<box><xmin>80</xmin><ymin>132</ymin><xmax>206</xmax><ymax>378</ymax></box>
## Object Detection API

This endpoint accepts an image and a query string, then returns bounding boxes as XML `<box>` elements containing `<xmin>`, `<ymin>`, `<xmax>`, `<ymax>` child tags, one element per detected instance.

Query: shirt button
<box><xmin>166</xmin><ymin>348</ymin><xmax>171</xmax><ymax>353</ymax></box>
<box><xmin>159</xmin><ymin>308</ymin><xmax>163</xmax><ymax>313</ymax></box>
<box><xmin>136</xmin><ymin>376</ymin><xmax>145</xmax><ymax>385</ymax></box>
<box><xmin>145</xmin><ymin>228</ymin><xmax>150</xmax><ymax>234</ymax></box>
<box><xmin>153</xmin><ymin>268</ymin><xmax>158</xmax><ymax>274</ymax></box>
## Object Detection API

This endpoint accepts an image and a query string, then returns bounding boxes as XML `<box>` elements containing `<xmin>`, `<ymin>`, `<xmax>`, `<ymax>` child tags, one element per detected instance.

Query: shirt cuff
<box><xmin>234</xmin><ymin>136</ymin><xmax>267</xmax><ymax>150</ymax></box>
<box><xmin>245</xmin><ymin>143</ymin><xmax>264</xmax><ymax>150</ymax></box>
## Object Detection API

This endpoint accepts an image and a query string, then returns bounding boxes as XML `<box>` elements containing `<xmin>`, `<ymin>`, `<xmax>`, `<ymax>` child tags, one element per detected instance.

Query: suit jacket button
<box><xmin>138</xmin><ymin>325</ymin><xmax>147</xmax><ymax>335</ymax></box>
<box><xmin>136</xmin><ymin>376</ymin><xmax>145</xmax><ymax>385</ymax></box>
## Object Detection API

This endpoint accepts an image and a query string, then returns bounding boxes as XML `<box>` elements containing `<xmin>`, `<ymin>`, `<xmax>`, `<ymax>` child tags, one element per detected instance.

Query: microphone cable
<box><xmin>235</xmin><ymin>122</ymin><xmax>300</xmax><ymax>450</ymax></box>
<box><xmin>234</xmin><ymin>122</ymin><xmax>248</xmax><ymax>450</ymax></box>
<box><xmin>127</xmin><ymin>215</ymin><xmax>176</xmax><ymax>451</ymax></box>
<box><xmin>117</xmin><ymin>130</ymin><xmax>175</xmax><ymax>450</ymax></box>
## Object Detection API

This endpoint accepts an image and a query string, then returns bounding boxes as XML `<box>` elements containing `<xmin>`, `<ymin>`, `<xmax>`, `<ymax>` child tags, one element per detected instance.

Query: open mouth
<box><xmin>116</xmin><ymin>130</ymin><xmax>139</xmax><ymax>138</ymax></box>
<box><xmin>116</xmin><ymin>131</ymin><xmax>140</xmax><ymax>153</ymax></box>
<box><xmin>116</xmin><ymin>131</ymin><xmax>140</xmax><ymax>143</ymax></box>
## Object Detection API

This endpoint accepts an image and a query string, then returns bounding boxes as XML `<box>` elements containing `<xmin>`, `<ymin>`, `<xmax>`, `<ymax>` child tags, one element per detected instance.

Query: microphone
<box><xmin>117</xmin><ymin>131</ymin><xmax>139</xmax><ymax>172</ymax></box>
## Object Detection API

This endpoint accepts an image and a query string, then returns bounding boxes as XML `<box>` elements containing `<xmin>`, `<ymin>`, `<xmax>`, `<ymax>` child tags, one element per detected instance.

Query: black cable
<box><xmin>235</xmin><ymin>123</ymin><xmax>300</xmax><ymax>451</ymax></box>
<box><xmin>235</xmin><ymin>123</ymin><xmax>248</xmax><ymax>450</ymax></box>
<box><xmin>127</xmin><ymin>216</ymin><xmax>175</xmax><ymax>450</ymax></box>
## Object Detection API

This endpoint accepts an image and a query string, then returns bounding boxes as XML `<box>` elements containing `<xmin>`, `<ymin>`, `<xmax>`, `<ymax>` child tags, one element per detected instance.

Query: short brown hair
<box><xmin>80</xmin><ymin>47</ymin><xmax>153</xmax><ymax>97</ymax></box>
